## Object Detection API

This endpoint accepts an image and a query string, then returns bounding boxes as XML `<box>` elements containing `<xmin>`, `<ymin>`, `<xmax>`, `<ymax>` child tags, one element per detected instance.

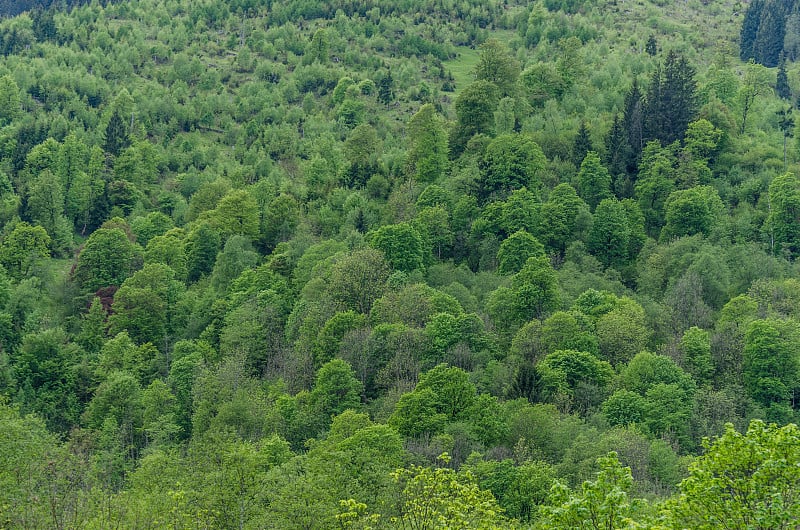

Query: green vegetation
<box><xmin>0</xmin><ymin>0</ymin><xmax>799</xmax><ymax>527</ymax></box>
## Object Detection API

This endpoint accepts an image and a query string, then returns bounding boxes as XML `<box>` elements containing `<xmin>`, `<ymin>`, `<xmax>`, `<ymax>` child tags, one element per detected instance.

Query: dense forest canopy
<box><xmin>0</xmin><ymin>0</ymin><xmax>800</xmax><ymax>527</ymax></box>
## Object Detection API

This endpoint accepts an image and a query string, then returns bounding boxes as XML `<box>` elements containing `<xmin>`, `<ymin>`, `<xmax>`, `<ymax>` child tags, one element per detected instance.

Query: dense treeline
<box><xmin>0</xmin><ymin>0</ymin><xmax>799</xmax><ymax>527</ymax></box>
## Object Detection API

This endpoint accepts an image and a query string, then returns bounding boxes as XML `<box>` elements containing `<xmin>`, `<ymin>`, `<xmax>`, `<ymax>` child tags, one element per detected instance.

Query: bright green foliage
<box><xmin>0</xmin><ymin>74</ymin><xmax>20</xmax><ymax>125</ymax></box>
<box><xmin>576</xmin><ymin>151</ymin><xmax>612</xmax><ymax>210</ymax></box>
<box><xmin>311</xmin><ymin>359</ymin><xmax>363</xmax><ymax>421</ymax></box>
<box><xmin>390</xmin><ymin>455</ymin><xmax>514</xmax><ymax>529</ymax></box>
<box><xmin>74</xmin><ymin>227</ymin><xmax>137</xmax><ymax>292</ymax></box>
<box><xmin>680</xmin><ymin>326</ymin><xmax>714</xmax><ymax>383</ymax></box>
<box><xmin>479</xmin><ymin>134</ymin><xmax>546</xmax><ymax>201</ymax></box>
<box><xmin>541</xmin><ymin>311</ymin><xmax>599</xmax><ymax>355</ymax></box>
<box><xmin>660</xmin><ymin>186</ymin><xmax>724</xmax><ymax>241</ymax></box>
<box><xmin>603</xmin><ymin>390</ymin><xmax>648</xmax><ymax>427</ymax></box>
<box><xmin>205</xmin><ymin>189</ymin><xmax>260</xmax><ymax>242</ymax></box>
<box><xmin>407</xmin><ymin>103</ymin><xmax>448</xmax><ymax>182</ymax></box>
<box><xmin>0</xmin><ymin>221</ymin><xmax>50</xmax><ymax>279</ymax></box>
<box><xmin>510</xmin><ymin>255</ymin><xmax>560</xmax><ymax>322</ymax></box>
<box><xmin>666</xmin><ymin>420</ymin><xmax>800</xmax><ymax>529</ymax></box>
<box><xmin>620</xmin><ymin>351</ymin><xmax>695</xmax><ymax>396</ymax></box>
<box><xmin>26</xmin><ymin>169</ymin><xmax>65</xmax><ymax>237</ymax></box>
<box><xmin>768</xmin><ymin>172</ymin><xmax>800</xmax><ymax>257</ymax></box>
<box><xmin>369</xmin><ymin>222</ymin><xmax>426</xmax><ymax>272</ymax></box>
<box><xmin>209</xmin><ymin>235</ymin><xmax>259</xmax><ymax>293</ymax></box>
<box><xmin>389</xmin><ymin>387</ymin><xmax>447</xmax><ymax>437</ymax></box>
<box><xmin>588</xmin><ymin>198</ymin><xmax>631</xmax><ymax>270</ymax></box>
<box><xmin>416</xmin><ymin>363</ymin><xmax>477</xmax><ymax>420</ymax></box>
<box><xmin>450</xmin><ymin>80</ymin><xmax>500</xmax><ymax>158</ymax></box>
<box><xmin>537</xmin><ymin>349</ymin><xmax>614</xmax><ymax>403</ymax></box>
<box><xmin>635</xmin><ymin>142</ymin><xmax>676</xmax><ymax>236</ymax></box>
<box><xmin>0</xmin><ymin>399</ymin><xmax>63</xmax><ymax>529</ymax></box>
<box><xmin>595</xmin><ymin>301</ymin><xmax>650</xmax><ymax>366</ymax></box>
<box><xmin>185</xmin><ymin>221</ymin><xmax>221</xmax><ymax>282</ymax></box>
<box><xmin>130</xmin><ymin>211</ymin><xmax>173</xmax><ymax>246</ymax></box>
<box><xmin>83</xmin><ymin>370</ymin><xmax>142</xmax><ymax>432</ymax></box>
<box><xmin>314</xmin><ymin>310</ymin><xmax>368</xmax><ymax>367</ymax></box>
<box><xmin>144</xmin><ymin>230</ymin><xmax>188</xmax><ymax>281</ymax></box>
<box><xmin>414</xmin><ymin>205</ymin><xmax>454</xmax><ymax>260</ymax></box>
<box><xmin>742</xmin><ymin>318</ymin><xmax>800</xmax><ymax>412</ymax></box>
<box><xmin>465</xmin><ymin>457</ymin><xmax>556</xmax><ymax>524</ymax></box>
<box><xmin>537</xmin><ymin>183</ymin><xmax>589</xmax><ymax>255</ymax></box>
<box><xmin>538</xmin><ymin>452</ymin><xmax>644</xmax><ymax>530</ymax></box>
<box><xmin>474</xmin><ymin>38</ymin><xmax>520</xmax><ymax>97</ymax></box>
<box><xmin>497</xmin><ymin>230</ymin><xmax>545</xmax><ymax>275</ymax></box>
<box><xmin>328</xmin><ymin>248</ymin><xmax>390</xmax><ymax>313</ymax></box>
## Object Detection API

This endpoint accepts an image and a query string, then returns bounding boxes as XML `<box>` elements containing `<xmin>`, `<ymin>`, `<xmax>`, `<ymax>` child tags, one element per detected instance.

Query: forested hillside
<box><xmin>1</xmin><ymin>0</ymin><xmax>800</xmax><ymax>527</ymax></box>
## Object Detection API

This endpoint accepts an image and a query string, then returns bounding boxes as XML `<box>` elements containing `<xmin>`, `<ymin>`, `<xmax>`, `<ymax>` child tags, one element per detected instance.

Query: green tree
<box><xmin>104</xmin><ymin>109</ymin><xmax>130</xmax><ymax>157</ymax></box>
<box><xmin>185</xmin><ymin>222</ymin><xmax>220</xmax><ymax>282</ymax></box>
<box><xmin>587</xmin><ymin>198</ymin><xmax>631</xmax><ymax>270</ymax></box>
<box><xmin>644</xmin><ymin>51</ymin><xmax>698</xmax><ymax>144</ymax></box>
<box><xmin>635</xmin><ymin>142</ymin><xmax>676</xmax><ymax>236</ymax></box>
<box><xmin>510</xmin><ymin>255</ymin><xmax>560</xmax><ymax>322</ymax></box>
<box><xmin>537</xmin><ymin>183</ymin><xmax>589</xmax><ymax>255</ymax></box>
<box><xmin>386</xmin><ymin>455</ymin><xmax>513</xmax><ymax>529</ymax></box>
<box><xmin>768</xmin><ymin>172</ymin><xmax>800</xmax><ymax>257</ymax></box>
<box><xmin>538</xmin><ymin>452</ymin><xmax>644</xmax><ymax>530</ymax></box>
<box><xmin>660</xmin><ymin>185</ymin><xmax>724</xmax><ymax>241</ymax></box>
<box><xmin>680</xmin><ymin>326</ymin><xmax>714</xmax><ymax>384</ymax></box>
<box><xmin>407</xmin><ymin>103</ymin><xmax>448</xmax><ymax>182</ymax></box>
<box><xmin>738</xmin><ymin>60</ymin><xmax>771</xmax><ymax>134</ymax></box>
<box><xmin>369</xmin><ymin>222</ymin><xmax>426</xmax><ymax>273</ymax></box>
<box><xmin>474</xmin><ymin>38</ymin><xmax>520</xmax><ymax>97</ymax></box>
<box><xmin>742</xmin><ymin>318</ymin><xmax>800</xmax><ymax>412</ymax></box>
<box><xmin>576</xmin><ymin>151</ymin><xmax>611</xmax><ymax>210</ymax></box>
<box><xmin>497</xmin><ymin>230</ymin><xmax>545</xmax><ymax>275</ymax></box>
<box><xmin>73</xmin><ymin>227</ymin><xmax>138</xmax><ymax>292</ymax></box>
<box><xmin>666</xmin><ymin>420</ymin><xmax>800</xmax><ymax>529</ymax></box>
<box><xmin>0</xmin><ymin>222</ymin><xmax>50</xmax><ymax>279</ymax></box>
<box><xmin>0</xmin><ymin>74</ymin><xmax>20</xmax><ymax>126</ymax></box>
<box><xmin>205</xmin><ymin>189</ymin><xmax>260</xmax><ymax>242</ymax></box>
<box><xmin>311</xmin><ymin>359</ymin><xmax>363</xmax><ymax>422</ymax></box>
<box><xmin>327</xmin><ymin>248</ymin><xmax>390</xmax><ymax>314</ymax></box>
<box><xmin>479</xmin><ymin>134</ymin><xmax>546</xmax><ymax>201</ymax></box>
<box><xmin>449</xmin><ymin>80</ymin><xmax>500</xmax><ymax>158</ymax></box>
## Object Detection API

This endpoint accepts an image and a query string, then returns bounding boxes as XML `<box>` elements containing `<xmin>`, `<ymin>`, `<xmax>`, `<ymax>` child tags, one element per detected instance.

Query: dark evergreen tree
<box><xmin>753</xmin><ymin>3</ymin><xmax>787</xmax><ymax>67</ymax></box>
<box><xmin>103</xmin><ymin>110</ymin><xmax>130</xmax><ymax>157</ymax></box>
<box><xmin>623</xmin><ymin>78</ymin><xmax>644</xmax><ymax>163</ymax></box>
<box><xmin>776</xmin><ymin>57</ymin><xmax>791</xmax><ymax>100</ymax></box>
<box><xmin>377</xmin><ymin>71</ymin><xmax>393</xmax><ymax>107</ymax></box>
<box><xmin>605</xmin><ymin>115</ymin><xmax>633</xmax><ymax>196</ymax></box>
<box><xmin>644</xmin><ymin>52</ymin><xmax>697</xmax><ymax>145</ymax></box>
<box><xmin>740</xmin><ymin>0</ymin><xmax>765</xmax><ymax>61</ymax></box>
<box><xmin>645</xmin><ymin>35</ymin><xmax>658</xmax><ymax>56</ymax></box>
<box><xmin>572</xmin><ymin>121</ymin><xmax>593</xmax><ymax>167</ymax></box>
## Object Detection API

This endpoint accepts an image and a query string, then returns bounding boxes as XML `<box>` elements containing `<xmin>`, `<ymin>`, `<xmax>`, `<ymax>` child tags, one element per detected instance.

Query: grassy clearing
<box><xmin>445</xmin><ymin>45</ymin><xmax>480</xmax><ymax>96</ymax></box>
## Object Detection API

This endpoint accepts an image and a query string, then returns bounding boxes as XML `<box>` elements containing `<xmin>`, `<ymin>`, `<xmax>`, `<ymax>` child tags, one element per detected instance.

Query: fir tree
<box><xmin>776</xmin><ymin>56</ymin><xmax>791</xmax><ymax>100</ymax></box>
<box><xmin>103</xmin><ymin>110</ymin><xmax>130</xmax><ymax>157</ymax></box>
<box><xmin>572</xmin><ymin>121</ymin><xmax>593</xmax><ymax>167</ymax></box>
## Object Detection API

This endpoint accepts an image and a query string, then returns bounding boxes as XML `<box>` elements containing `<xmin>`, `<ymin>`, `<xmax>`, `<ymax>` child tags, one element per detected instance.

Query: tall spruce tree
<box><xmin>776</xmin><ymin>57</ymin><xmax>791</xmax><ymax>100</ymax></box>
<box><xmin>740</xmin><ymin>0</ymin><xmax>766</xmax><ymax>61</ymax></box>
<box><xmin>103</xmin><ymin>110</ymin><xmax>130</xmax><ymax>157</ymax></box>
<box><xmin>644</xmin><ymin>52</ymin><xmax>697</xmax><ymax>145</ymax></box>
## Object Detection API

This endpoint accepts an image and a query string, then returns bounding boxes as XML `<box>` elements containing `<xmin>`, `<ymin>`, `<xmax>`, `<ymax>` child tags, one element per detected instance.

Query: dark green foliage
<box><xmin>2</xmin><ymin>0</ymin><xmax>800</xmax><ymax>523</ymax></box>
<box><xmin>644</xmin><ymin>51</ymin><xmax>698</xmax><ymax>145</ymax></box>
<box><xmin>587</xmin><ymin>198</ymin><xmax>631</xmax><ymax>270</ymax></box>
<box><xmin>103</xmin><ymin>110</ymin><xmax>130</xmax><ymax>157</ymax></box>
<box><xmin>73</xmin><ymin>227</ymin><xmax>138</xmax><ymax>292</ymax></box>
<box><xmin>449</xmin><ymin>80</ymin><xmax>500</xmax><ymax>158</ymax></box>
<box><xmin>479</xmin><ymin>134</ymin><xmax>546</xmax><ymax>201</ymax></box>
<box><xmin>369</xmin><ymin>222</ymin><xmax>426</xmax><ymax>273</ymax></box>
<box><xmin>777</xmin><ymin>57</ymin><xmax>791</xmax><ymax>100</ymax></box>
